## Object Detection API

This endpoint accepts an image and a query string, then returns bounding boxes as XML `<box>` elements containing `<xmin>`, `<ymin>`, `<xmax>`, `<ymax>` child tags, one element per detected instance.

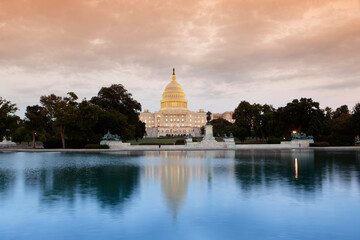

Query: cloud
<box><xmin>0</xmin><ymin>0</ymin><xmax>359</xmax><ymax>116</ymax></box>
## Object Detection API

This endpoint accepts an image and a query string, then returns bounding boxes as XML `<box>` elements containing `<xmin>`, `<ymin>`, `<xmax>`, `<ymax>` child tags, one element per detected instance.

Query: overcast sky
<box><xmin>1</xmin><ymin>0</ymin><xmax>359</xmax><ymax>116</ymax></box>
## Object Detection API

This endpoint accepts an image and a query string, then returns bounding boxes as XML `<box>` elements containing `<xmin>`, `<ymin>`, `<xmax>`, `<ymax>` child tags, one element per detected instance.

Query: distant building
<box><xmin>139</xmin><ymin>69</ymin><xmax>234</xmax><ymax>138</ymax></box>
<box><xmin>212</xmin><ymin>111</ymin><xmax>235</xmax><ymax>123</ymax></box>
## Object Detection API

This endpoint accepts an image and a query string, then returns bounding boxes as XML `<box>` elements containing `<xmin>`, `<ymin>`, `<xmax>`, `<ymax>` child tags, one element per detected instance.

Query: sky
<box><xmin>1</xmin><ymin>0</ymin><xmax>360</xmax><ymax>116</ymax></box>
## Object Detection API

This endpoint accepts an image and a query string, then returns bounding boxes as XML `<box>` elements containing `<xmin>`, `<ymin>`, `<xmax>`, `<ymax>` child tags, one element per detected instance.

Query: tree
<box><xmin>233</xmin><ymin>101</ymin><xmax>275</xmax><ymax>141</ymax></box>
<box><xmin>333</xmin><ymin>105</ymin><xmax>349</xmax><ymax>119</ymax></box>
<box><xmin>90</xmin><ymin>84</ymin><xmax>145</xmax><ymax>140</ymax></box>
<box><xmin>329</xmin><ymin>111</ymin><xmax>354</xmax><ymax>146</ymax></box>
<box><xmin>25</xmin><ymin>105</ymin><xmax>46</xmax><ymax>148</ymax></box>
<box><xmin>331</xmin><ymin>112</ymin><xmax>353</xmax><ymax>136</ymax></box>
<box><xmin>210</xmin><ymin>118</ymin><xmax>233</xmax><ymax>137</ymax></box>
<box><xmin>233</xmin><ymin>101</ymin><xmax>253</xmax><ymax>141</ymax></box>
<box><xmin>321</xmin><ymin>107</ymin><xmax>333</xmax><ymax>136</ymax></box>
<box><xmin>90</xmin><ymin>84</ymin><xmax>141</xmax><ymax>121</ymax></box>
<box><xmin>278</xmin><ymin>98</ymin><xmax>324</xmax><ymax>135</ymax></box>
<box><xmin>0</xmin><ymin>97</ymin><xmax>19</xmax><ymax>138</ymax></box>
<box><xmin>250</xmin><ymin>103</ymin><xmax>265</xmax><ymax>141</ymax></box>
<box><xmin>40</xmin><ymin>92</ymin><xmax>78</xmax><ymax>149</ymax></box>
<box><xmin>258</xmin><ymin>104</ymin><xmax>276</xmax><ymax>140</ymax></box>
<box><xmin>95</xmin><ymin>110</ymin><xmax>133</xmax><ymax>140</ymax></box>
<box><xmin>353</xmin><ymin>103</ymin><xmax>360</xmax><ymax>136</ymax></box>
<box><xmin>67</xmin><ymin>100</ymin><xmax>103</xmax><ymax>145</ymax></box>
<box><xmin>12</xmin><ymin>125</ymin><xmax>32</xmax><ymax>144</ymax></box>
<box><xmin>307</xmin><ymin>109</ymin><xmax>326</xmax><ymax>139</ymax></box>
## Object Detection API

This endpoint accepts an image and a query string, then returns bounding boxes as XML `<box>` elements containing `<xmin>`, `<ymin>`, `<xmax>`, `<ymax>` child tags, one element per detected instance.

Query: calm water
<box><xmin>0</xmin><ymin>150</ymin><xmax>359</xmax><ymax>240</ymax></box>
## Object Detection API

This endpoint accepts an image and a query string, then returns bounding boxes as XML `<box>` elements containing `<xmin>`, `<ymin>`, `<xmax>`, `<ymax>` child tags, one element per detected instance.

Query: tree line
<box><xmin>212</xmin><ymin>98</ymin><xmax>360</xmax><ymax>146</ymax></box>
<box><xmin>0</xmin><ymin>84</ymin><xmax>145</xmax><ymax>148</ymax></box>
<box><xmin>1</xmin><ymin>86</ymin><xmax>359</xmax><ymax>147</ymax></box>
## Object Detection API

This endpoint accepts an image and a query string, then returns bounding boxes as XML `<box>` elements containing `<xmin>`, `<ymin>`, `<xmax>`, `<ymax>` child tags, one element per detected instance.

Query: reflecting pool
<box><xmin>0</xmin><ymin>150</ymin><xmax>359</xmax><ymax>239</ymax></box>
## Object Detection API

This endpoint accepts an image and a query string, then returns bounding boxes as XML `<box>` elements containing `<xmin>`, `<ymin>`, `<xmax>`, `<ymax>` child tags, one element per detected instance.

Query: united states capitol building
<box><xmin>139</xmin><ymin>69</ymin><xmax>234</xmax><ymax>138</ymax></box>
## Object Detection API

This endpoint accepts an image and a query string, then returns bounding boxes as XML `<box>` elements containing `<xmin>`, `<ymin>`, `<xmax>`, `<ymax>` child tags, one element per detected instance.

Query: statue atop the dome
<box><xmin>206</xmin><ymin>111</ymin><xmax>212</xmax><ymax>124</ymax></box>
<box><xmin>173</xmin><ymin>68</ymin><xmax>175</xmax><ymax>75</ymax></box>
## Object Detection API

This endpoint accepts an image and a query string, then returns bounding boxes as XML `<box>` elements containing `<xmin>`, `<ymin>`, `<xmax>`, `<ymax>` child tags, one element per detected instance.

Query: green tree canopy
<box><xmin>25</xmin><ymin>105</ymin><xmax>46</xmax><ymax>148</ymax></box>
<box><xmin>333</xmin><ymin>105</ymin><xmax>350</xmax><ymax>119</ymax></box>
<box><xmin>258</xmin><ymin>104</ymin><xmax>276</xmax><ymax>140</ymax></box>
<box><xmin>0</xmin><ymin>97</ymin><xmax>19</xmax><ymax>138</ymax></box>
<box><xmin>233</xmin><ymin>101</ymin><xmax>253</xmax><ymax>141</ymax></box>
<box><xmin>40</xmin><ymin>92</ymin><xmax>79</xmax><ymax>149</ymax></box>
<box><xmin>353</xmin><ymin>103</ymin><xmax>360</xmax><ymax>136</ymax></box>
<box><xmin>278</xmin><ymin>98</ymin><xmax>324</xmax><ymax>135</ymax></box>
<box><xmin>210</xmin><ymin>118</ymin><xmax>233</xmax><ymax>137</ymax></box>
<box><xmin>232</xmin><ymin>102</ymin><xmax>277</xmax><ymax>141</ymax></box>
<box><xmin>90</xmin><ymin>84</ymin><xmax>141</xmax><ymax>121</ymax></box>
<box><xmin>69</xmin><ymin>100</ymin><xmax>103</xmax><ymax>144</ymax></box>
<box><xmin>90</xmin><ymin>84</ymin><xmax>145</xmax><ymax>140</ymax></box>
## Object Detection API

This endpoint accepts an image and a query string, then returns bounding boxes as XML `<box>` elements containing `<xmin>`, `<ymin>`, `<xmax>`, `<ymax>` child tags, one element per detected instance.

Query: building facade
<box><xmin>212</xmin><ymin>111</ymin><xmax>235</xmax><ymax>123</ymax></box>
<box><xmin>139</xmin><ymin>69</ymin><xmax>234</xmax><ymax>138</ymax></box>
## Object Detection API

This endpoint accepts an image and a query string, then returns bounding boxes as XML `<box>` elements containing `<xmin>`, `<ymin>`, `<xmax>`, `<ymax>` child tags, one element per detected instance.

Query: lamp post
<box><xmin>34</xmin><ymin>132</ymin><xmax>37</xmax><ymax>148</ymax></box>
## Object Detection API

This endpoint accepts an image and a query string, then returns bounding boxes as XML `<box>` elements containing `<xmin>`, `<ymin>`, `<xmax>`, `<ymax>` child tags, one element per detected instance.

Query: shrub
<box><xmin>84</xmin><ymin>144</ymin><xmax>109</xmax><ymax>149</ymax></box>
<box><xmin>175</xmin><ymin>139</ymin><xmax>185</xmax><ymax>145</ymax></box>
<box><xmin>267</xmin><ymin>137</ymin><xmax>282</xmax><ymax>144</ymax></box>
<box><xmin>43</xmin><ymin>137</ymin><xmax>62</xmax><ymax>149</ymax></box>
<box><xmin>43</xmin><ymin>138</ymin><xmax>85</xmax><ymax>149</ymax></box>
<box><xmin>329</xmin><ymin>135</ymin><xmax>355</xmax><ymax>146</ymax></box>
<box><xmin>66</xmin><ymin>140</ymin><xmax>83</xmax><ymax>149</ymax></box>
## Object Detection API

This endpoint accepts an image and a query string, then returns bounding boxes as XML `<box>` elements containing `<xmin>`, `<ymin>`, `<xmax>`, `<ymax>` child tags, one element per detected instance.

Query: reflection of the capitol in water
<box><xmin>143</xmin><ymin>151</ymin><xmax>236</xmax><ymax>218</ymax></box>
<box><xmin>142</xmin><ymin>150</ymin><xmax>319</xmax><ymax>218</ymax></box>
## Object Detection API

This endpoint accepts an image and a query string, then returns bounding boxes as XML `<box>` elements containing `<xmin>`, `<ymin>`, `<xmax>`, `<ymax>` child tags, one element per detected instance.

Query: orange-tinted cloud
<box><xmin>0</xmin><ymin>0</ymin><xmax>359</xmax><ymax>113</ymax></box>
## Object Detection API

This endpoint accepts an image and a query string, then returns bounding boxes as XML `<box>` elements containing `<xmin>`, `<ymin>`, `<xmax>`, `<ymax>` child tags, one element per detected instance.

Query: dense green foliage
<box><xmin>25</xmin><ymin>105</ymin><xmax>47</xmax><ymax>148</ymax></box>
<box><xmin>0</xmin><ymin>84</ymin><xmax>145</xmax><ymax>149</ymax></box>
<box><xmin>90</xmin><ymin>84</ymin><xmax>145</xmax><ymax>141</ymax></box>
<box><xmin>0</xmin><ymin>97</ymin><xmax>20</xmax><ymax>139</ymax></box>
<box><xmin>233</xmin><ymin>101</ymin><xmax>277</xmax><ymax>141</ymax></box>
<box><xmin>232</xmin><ymin>98</ymin><xmax>358</xmax><ymax>146</ymax></box>
<box><xmin>84</xmin><ymin>144</ymin><xmax>110</xmax><ymax>149</ymax></box>
<box><xmin>210</xmin><ymin>118</ymin><xmax>234</xmax><ymax>137</ymax></box>
<box><xmin>40</xmin><ymin>92</ymin><xmax>79</xmax><ymax>149</ymax></box>
<box><xmin>1</xmin><ymin>91</ymin><xmax>359</xmax><ymax>147</ymax></box>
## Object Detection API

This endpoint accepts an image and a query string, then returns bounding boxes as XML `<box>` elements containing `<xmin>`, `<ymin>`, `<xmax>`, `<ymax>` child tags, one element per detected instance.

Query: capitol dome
<box><xmin>160</xmin><ymin>68</ymin><xmax>188</xmax><ymax>111</ymax></box>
